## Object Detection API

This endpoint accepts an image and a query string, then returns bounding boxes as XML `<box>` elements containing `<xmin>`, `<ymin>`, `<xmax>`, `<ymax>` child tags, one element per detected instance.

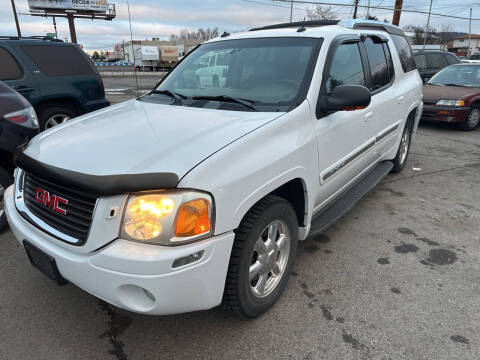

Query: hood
<box><xmin>423</xmin><ymin>84</ymin><xmax>479</xmax><ymax>104</ymax></box>
<box><xmin>24</xmin><ymin>99</ymin><xmax>284</xmax><ymax>179</ymax></box>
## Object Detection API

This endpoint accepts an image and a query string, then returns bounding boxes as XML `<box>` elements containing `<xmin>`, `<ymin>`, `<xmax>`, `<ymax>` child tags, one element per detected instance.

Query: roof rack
<box><xmin>338</xmin><ymin>20</ymin><xmax>404</xmax><ymax>36</ymax></box>
<box><xmin>250</xmin><ymin>20</ymin><xmax>340</xmax><ymax>32</ymax></box>
<box><xmin>249</xmin><ymin>19</ymin><xmax>406</xmax><ymax>37</ymax></box>
<box><xmin>0</xmin><ymin>35</ymin><xmax>64</xmax><ymax>42</ymax></box>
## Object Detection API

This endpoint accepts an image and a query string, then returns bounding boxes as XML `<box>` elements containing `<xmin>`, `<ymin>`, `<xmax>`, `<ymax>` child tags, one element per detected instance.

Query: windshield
<box><xmin>147</xmin><ymin>37</ymin><xmax>321</xmax><ymax>111</ymax></box>
<box><xmin>428</xmin><ymin>65</ymin><xmax>480</xmax><ymax>87</ymax></box>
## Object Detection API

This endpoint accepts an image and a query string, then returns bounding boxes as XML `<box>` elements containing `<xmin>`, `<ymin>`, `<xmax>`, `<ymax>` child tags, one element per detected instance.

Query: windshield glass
<box><xmin>429</xmin><ymin>65</ymin><xmax>480</xmax><ymax>87</ymax></box>
<box><xmin>149</xmin><ymin>37</ymin><xmax>320</xmax><ymax>111</ymax></box>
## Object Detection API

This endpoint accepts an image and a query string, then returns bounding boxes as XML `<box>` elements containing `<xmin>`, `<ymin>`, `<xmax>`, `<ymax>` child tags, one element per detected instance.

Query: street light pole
<box><xmin>10</xmin><ymin>0</ymin><xmax>21</xmax><ymax>37</ymax></box>
<box><xmin>290</xmin><ymin>0</ymin><xmax>293</xmax><ymax>22</ymax></box>
<box><xmin>468</xmin><ymin>8</ymin><xmax>472</xmax><ymax>57</ymax></box>
<box><xmin>366</xmin><ymin>0</ymin><xmax>371</xmax><ymax>19</ymax></box>
<box><xmin>422</xmin><ymin>0</ymin><xmax>433</xmax><ymax>50</ymax></box>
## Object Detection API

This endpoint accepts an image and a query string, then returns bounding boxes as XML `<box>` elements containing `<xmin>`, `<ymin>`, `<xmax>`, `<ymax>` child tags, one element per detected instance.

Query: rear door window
<box><xmin>325</xmin><ymin>42</ymin><xmax>365</xmax><ymax>95</ymax></box>
<box><xmin>425</xmin><ymin>53</ymin><xmax>447</xmax><ymax>70</ymax></box>
<box><xmin>390</xmin><ymin>34</ymin><xmax>416</xmax><ymax>72</ymax></box>
<box><xmin>445</xmin><ymin>54</ymin><xmax>459</xmax><ymax>65</ymax></box>
<box><xmin>414</xmin><ymin>54</ymin><xmax>427</xmax><ymax>70</ymax></box>
<box><xmin>363</xmin><ymin>37</ymin><xmax>391</xmax><ymax>91</ymax></box>
<box><xmin>0</xmin><ymin>47</ymin><xmax>23</xmax><ymax>80</ymax></box>
<box><xmin>21</xmin><ymin>45</ymin><xmax>94</xmax><ymax>76</ymax></box>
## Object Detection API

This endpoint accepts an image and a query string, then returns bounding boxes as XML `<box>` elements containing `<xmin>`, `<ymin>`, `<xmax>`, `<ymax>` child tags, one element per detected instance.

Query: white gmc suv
<box><xmin>5</xmin><ymin>20</ymin><xmax>423</xmax><ymax>318</ymax></box>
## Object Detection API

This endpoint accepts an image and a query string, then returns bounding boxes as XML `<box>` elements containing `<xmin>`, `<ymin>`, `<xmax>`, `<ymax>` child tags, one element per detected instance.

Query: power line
<box><xmin>274</xmin><ymin>0</ymin><xmax>480</xmax><ymax>20</ymax></box>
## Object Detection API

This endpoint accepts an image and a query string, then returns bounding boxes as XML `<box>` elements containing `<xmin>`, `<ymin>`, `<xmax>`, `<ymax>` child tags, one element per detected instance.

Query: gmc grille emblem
<box><xmin>35</xmin><ymin>188</ymin><xmax>68</xmax><ymax>215</ymax></box>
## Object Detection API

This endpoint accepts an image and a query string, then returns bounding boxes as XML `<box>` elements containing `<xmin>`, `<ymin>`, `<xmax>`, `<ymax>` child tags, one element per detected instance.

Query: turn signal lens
<box><xmin>124</xmin><ymin>195</ymin><xmax>175</xmax><ymax>240</ymax></box>
<box><xmin>175</xmin><ymin>199</ymin><xmax>211</xmax><ymax>238</ymax></box>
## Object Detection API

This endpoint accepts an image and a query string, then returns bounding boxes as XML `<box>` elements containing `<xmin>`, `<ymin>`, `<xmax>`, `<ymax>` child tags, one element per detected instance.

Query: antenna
<box><xmin>127</xmin><ymin>1</ymin><xmax>139</xmax><ymax>97</ymax></box>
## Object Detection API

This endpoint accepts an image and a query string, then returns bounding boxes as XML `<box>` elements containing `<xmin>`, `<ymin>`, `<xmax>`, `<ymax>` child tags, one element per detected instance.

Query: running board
<box><xmin>308</xmin><ymin>161</ymin><xmax>394</xmax><ymax>237</ymax></box>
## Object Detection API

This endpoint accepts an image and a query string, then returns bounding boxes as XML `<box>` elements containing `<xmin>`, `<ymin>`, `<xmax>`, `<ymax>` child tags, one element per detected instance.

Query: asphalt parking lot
<box><xmin>1</xmin><ymin>77</ymin><xmax>479</xmax><ymax>359</ymax></box>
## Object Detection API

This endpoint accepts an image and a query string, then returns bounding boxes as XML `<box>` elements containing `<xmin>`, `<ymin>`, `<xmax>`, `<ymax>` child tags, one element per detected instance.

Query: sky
<box><xmin>3</xmin><ymin>0</ymin><xmax>480</xmax><ymax>50</ymax></box>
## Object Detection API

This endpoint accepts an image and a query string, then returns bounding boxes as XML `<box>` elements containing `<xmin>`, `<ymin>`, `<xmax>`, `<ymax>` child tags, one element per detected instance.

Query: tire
<box><xmin>222</xmin><ymin>195</ymin><xmax>298</xmax><ymax>318</ymax></box>
<box><xmin>0</xmin><ymin>167</ymin><xmax>14</xmax><ymax>232</ymax></box>
<box><xmin>213</xmin><ymin>75</ymin><xmax>220</xmax><ymax>88</ymax></box>
<box><xmin>38</xmin><ymin>105</ymin><xmax>76</xmax><ymax>131</ymax></box>
<box><xmin>459</xmin><ymin>105</ymin><xmax>480</xmax><ymax>131</ymax></box>
<box><xmin>391</xmin><ymin>119</ymin><xmax>413</xmax><ymax>173</ymax></box>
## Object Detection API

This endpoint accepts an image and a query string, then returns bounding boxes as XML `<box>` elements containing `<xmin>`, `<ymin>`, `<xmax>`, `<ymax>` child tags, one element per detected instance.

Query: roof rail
<box><xmin>250</xmin><ymin>20</ymin><xmax>340</xmax><ymax>32</ymax></box>
<box><xmin>0</xmin><ymin>35</ymin><xmax>64</xmax><ymax>42</ymax></box>
<box><xmin>337</xmin><ymin>19</ymin><xmax>405</xmax><ymax>36</ymax></box>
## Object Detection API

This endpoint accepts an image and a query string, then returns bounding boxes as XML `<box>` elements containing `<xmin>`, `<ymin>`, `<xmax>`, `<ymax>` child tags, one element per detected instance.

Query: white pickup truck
<box><xmin>5</xmin><ymin>20</ymin><xmax>422</xmax><ymax>318</ymax></box>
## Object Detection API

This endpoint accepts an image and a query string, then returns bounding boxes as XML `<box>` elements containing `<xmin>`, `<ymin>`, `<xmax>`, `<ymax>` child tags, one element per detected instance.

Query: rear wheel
<box><xmin>0</xmin><ymin>167</ymin><xmax>13</xmax><ymax>232</ymax></box>
<box><xmin>222</xmin><ymin>195</ymin><xmax>298</xmax><ymax>318</ymax></box>
<box><xmin>38</xmin><ymin>105</ymin><xmax>76</xmax><ymax>131</ymax></box>
<box><xmin>459</xmin><ymin>105</ymin><xmax>480</xmax><ymax>131</ymax></box>
<box><xmin>391</xmin><ymin>120</ymin><xmax>413</xmax><ymax>173</ymax></box>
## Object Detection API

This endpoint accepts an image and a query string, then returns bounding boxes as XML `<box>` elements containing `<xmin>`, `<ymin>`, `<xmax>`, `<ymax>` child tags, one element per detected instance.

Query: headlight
<box><xmin>436</xmin><ymin>99</ymin><xmax>465</xmax><ymax>107</ymax></box>
<box><xmin>121</xmin><ymin>191</ymin><xmax>213</xmax><ymax>246</ymax></box>
<box><xmin>4</xmin><ymin>106</ymin><xmax>39</xmax><ymax>128</ymax></box>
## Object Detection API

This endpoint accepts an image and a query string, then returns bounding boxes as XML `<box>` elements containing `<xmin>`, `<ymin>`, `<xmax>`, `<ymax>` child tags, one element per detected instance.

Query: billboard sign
<box><xmin>28</xmin><ymin>0</ymin><xmax>109</xmax><ymax>13</ymax></box>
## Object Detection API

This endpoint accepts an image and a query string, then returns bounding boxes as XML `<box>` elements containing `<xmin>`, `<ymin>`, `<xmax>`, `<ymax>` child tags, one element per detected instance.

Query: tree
<box><xmin>91</xmin><ymin>51</ymin><xmax>100</xmax><ymax>61</ymax></box>
<box><xmin>170</xmin><ymin>27</ymin><xmax>220</xmax><ymax>42</ymax></box>
<box><xmin>367</xmin><ymin>15</ymin><xmax>378</xmax><ymax>21</ymax></box>
<box><xmin>305</xmin><ymin>5</ymin><xmax>336</xmax><ymax>20</ymax></box>
<box><xmin>403</xmin><ymin>25</ymin><xmax>438</xmax><ymax>45</ymax></box>
<box><xmin>437</xmin><ymin>24</ymin><xmax>458</xmax><ymax>44</ymax></box>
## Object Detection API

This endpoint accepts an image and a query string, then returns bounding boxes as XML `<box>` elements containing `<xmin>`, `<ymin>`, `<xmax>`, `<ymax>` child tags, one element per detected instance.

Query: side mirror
<box><xmin>423</xmin><ymin>77</ymin><xmax>430</xmax><ymax>84</ymax></box>
<box><xmin>317</xmin><ymin>85</ymin><xmax>371</xmax><ymax>116</ymax></box>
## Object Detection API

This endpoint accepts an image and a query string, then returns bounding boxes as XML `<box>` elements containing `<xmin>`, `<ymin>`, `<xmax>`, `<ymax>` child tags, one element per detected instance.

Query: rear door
<box><xmin>20</xmin><ymin>43</ymin><xmax>103</xmax><ymax>111</ymax></box>
<box><xmin>314</xmin><ymin>36</ymin><xmax>377</xmax><ymax>208</ymax></box>
<box><xmin>0</xmin><ymin>43</ymin><xmax>40</xmax><ymax>105</ymax></box>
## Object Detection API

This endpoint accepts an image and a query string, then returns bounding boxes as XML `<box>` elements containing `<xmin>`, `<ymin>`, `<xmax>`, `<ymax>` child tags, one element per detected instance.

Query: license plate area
<box><xmin>23</xmin><ymin>240</ymin><xmax>68</xmax><ymax>286</ymax></box>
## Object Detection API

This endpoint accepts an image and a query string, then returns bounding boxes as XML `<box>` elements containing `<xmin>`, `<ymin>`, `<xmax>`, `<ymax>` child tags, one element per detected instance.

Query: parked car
<box><xmin>462</xmin><ymin>53</ymin><xmax>480</xmax><ymax>64</ymax></box>
<box><xmin>194</xmin><ymin>50</ymin><xmax>230</xmax><ymax>88</ymax></box>
<box><xmin>413</xmin><ymin>50</ymin><xmax>461</xmax><ymax>83</ymax></box>
<box><xmin>421</xmin><ymin>63</ymin><xmax>480</xmax><ymax>130</ymax></box>
<box><xmin>5</xmin><ymin>20</ymin><xmax>422</xmax><ymax>318</ymax></box>
<box><xmin>0</xmin><ymin>36</ymin><xmax>109</xmax><ymax>131</ymax></box>
<box><xmin>0</xmin><ymin>81</ymin><xmax>39</xmax><ymax>231</ymax></box>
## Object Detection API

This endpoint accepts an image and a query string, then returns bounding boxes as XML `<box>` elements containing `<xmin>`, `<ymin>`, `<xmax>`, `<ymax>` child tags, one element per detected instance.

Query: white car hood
<box><xmin>25</xmin><ymin>100</ymin><xmax>284</xmax><ymax>180</ymax></box>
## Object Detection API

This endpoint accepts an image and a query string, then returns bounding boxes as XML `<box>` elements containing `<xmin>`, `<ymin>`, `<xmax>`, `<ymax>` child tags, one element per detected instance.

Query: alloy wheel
<box><xmin>467</xmin><ymin>109</ymin><xmax>480</xmax><ymax>128</ymax></box>
<box><xmin>45</xmin><ymin>113</ymin><xmax>71</xmax><ymax>130</ymax></box>
<box><xmin>249</xmin><ymin>220</ymin><xmax>290</xmax><ymax>298</ymax></box>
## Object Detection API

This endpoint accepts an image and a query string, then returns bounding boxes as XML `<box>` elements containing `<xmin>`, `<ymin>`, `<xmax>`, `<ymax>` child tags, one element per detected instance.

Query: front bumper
<box><xmin>420</xmin><ymin>105</ymin><xmax>469</xmax><ymax>123</ymax></box>
<box><xmin>5</xmin><ymin>185</ymin><xmax>234</xmax><ymax>315</ymax></box>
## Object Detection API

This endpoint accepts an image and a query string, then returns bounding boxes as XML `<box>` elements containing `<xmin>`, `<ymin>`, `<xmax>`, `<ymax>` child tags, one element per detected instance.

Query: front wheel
<box><xmin>222</xmin><ymin>195</ymin><xmax>298</xmax><ymax>318</ymax></box>
<box><xmin>459</xmin><ymin>105</ymin><xmax>480</xmax><ymax>131</ymax></box>
<box><xmin>391</xmin><ymin>120</ymin><xmax>412</xmax><ymax>173</ymax></box>
<box><xmin>0</xmin><ymin>167</ymin><xmax>14</xmax><ymax>232</ymax></box>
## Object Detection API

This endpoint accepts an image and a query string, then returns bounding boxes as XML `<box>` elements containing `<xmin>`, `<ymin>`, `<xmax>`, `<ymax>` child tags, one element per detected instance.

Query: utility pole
<box><xmin>353</xmin><ymin>0</ymin><xmax>359</xmax><ymax>19</ymax></box>
<box><xmin>53</xmin><ymin>16</ymin><xmax>58</xmax><ymax>39</ymax></box>
<box><xmin>366</xmin><ymin>0</ymin><xmax>371</xmax><ymax>19</ymax></box>
<box><xmin>290</xmin><ymin>0</ymin><xmax>293</xmax><ymax>22</ymax></box>
<box><xmin>66</xmin><ymin>12</ymin><xmax>77</xmax><ymax>43</ymax></box>
<box><xmin>468</xmin><ymin>8</ymin><xmax>472</xmax><ymax>57</ymax></box>
<box><xmin>392</xmin><ymin>0</ymin><xmax>403</xmax><ymax>26</ymax></box>
<box><xmin>10</xmin><ymin>0</ymin><xmax>21</xmax><ymax>37</ymax></box>
<box><xmin>422</xmin><ymin>0</ymin><xmax>433</xmax><ymax>50</ymax></box>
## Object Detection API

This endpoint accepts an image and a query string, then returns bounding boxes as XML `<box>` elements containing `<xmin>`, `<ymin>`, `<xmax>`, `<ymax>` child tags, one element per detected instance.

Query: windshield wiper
<box><xmin>192</xmin><ymin>95</ymin><xmax>259</xmax><ymax>112</ymax></box>
<box><xmin>151</xmin><ymin>90</ymin><xmax>190</xmax><ymax>105</ymax></box>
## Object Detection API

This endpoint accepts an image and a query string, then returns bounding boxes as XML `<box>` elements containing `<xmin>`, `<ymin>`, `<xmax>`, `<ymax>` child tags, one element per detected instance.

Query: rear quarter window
<box><xmin>390</xmin><ymin>34</ymin><xmax>416</xmax><ymax>73</ymax></box>
<box><xmin>0</xmin><ymin>47</ymin><xmax>23</xmax><ymax>80</ymax></box>
<box><xmin>21</xmin><ymin>45</ymin><xmax>95</xmax><ymax>76</ymax></box>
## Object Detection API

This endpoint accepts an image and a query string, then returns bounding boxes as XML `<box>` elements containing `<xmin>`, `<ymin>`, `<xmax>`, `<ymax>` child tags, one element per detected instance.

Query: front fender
<box><xmin>178</xmin><ymin>101</ymin><xmax>318</xmax><ymax>236</ymax></box>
